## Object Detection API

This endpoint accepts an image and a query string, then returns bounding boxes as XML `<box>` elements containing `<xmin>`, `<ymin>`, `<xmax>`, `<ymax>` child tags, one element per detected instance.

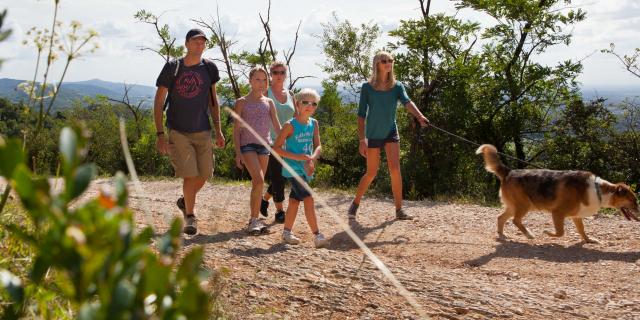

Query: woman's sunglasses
<box><xmin>300</xmin><ymin>100</ymin><xmax>318</xmax><ymax>107</ymax></box>
<box><xmin>271</xmin><ymin>70</ymin><xmax>286</xmax><ymax>75</ymax></box>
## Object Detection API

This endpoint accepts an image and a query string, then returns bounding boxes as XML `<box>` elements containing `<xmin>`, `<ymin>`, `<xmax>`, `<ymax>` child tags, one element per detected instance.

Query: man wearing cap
<box><xmin>154</xmin><ymin>28</ymin><xmax>224</xmax><ymax>235</ymax></box>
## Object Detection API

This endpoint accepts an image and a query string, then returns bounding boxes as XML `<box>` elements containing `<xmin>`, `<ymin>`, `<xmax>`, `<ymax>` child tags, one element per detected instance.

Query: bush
<box><xmin>130</xmin><ymin>120</ymin><xmax>174</xmax><ymax>176</ymax></box>
<box><xmin>0</xmin><ymin>126</ymin><xmax>220</xmax><ymax>319</ymax></box>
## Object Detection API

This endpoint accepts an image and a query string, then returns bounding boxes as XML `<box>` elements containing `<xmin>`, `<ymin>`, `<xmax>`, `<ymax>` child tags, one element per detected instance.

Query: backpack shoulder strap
<box><xmin>202</xmin><ymin>58</ymin><xmax>217</xmax><ymax>108</ymax></box>
<box><xmin>163</xmin><ymin>58</ymin><xmax>182</xmax><ymax>112</ymax></box>
<box><xmin>202</xmin><ymin>59</ymin><xmax>218</xmax><ymax>84</ymax></box>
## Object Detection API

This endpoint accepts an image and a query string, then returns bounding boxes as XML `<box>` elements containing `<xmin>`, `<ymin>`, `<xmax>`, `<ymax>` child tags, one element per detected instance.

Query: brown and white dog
<box><xmin>476</xmin><ymin>144</ymin><xmax>640</xmax><ymax>243</ymax></box>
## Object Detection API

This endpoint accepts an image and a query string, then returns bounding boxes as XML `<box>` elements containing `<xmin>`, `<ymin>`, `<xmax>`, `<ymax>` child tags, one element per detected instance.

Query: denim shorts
<box><xmin>288</xmin><ymin>177</ymin><xmax>311</xmax><ymax>201</ymax></box>
<box><xmin>240</xmin><ymin>143</ymin><xmax>270</xmax><ymax>155</ymax></box>
<box><xmin>367</xmin><ymin>129</ymin><xmax>400</xmax><ymax>148</ymax></box>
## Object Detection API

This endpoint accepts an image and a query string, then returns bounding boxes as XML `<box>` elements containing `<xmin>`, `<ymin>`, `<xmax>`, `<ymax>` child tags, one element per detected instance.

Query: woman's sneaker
<box><xmin>314</xmin><ymin>233</ymin><xmax>329</xmax><ymax>248</ymax></box>
<box><xmin>274</xmin><ymin>210</ymin><xmax>285</xmax><ymax>224</ymax></box>
<box><xmin>347</xmin><ymin>202</ymin><xmax>359</xmax><ymax>220</ymax></box>
<box><xmin>247</xmin><ymin>218</ymin><xmax>265</xmax><ymax>235</ymax></box>
<box><xmin>183</xmin><ymin>215</ymin><xmax>198</xmax><ymax>235</ymax></box>
<box><xmin>282</xmin><ymin>230</ymin><xmax>300</xmax><ymax>245</ymax></box>
<box><xmin>260</xmin><ymin>199</ymin><xmax>269</xmax><ymax>217</ymax></box>
<box><xmin>395</xmin><ymin>208</ymin><xmax>414</xmax><ymax>220</ymax></box>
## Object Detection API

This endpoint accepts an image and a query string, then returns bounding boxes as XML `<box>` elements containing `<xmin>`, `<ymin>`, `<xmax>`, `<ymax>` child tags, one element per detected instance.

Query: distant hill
<box><xmin>581</xmin><ymin>85</ymin><xmax>640</xmax><ymax>105</ymax></box>
<box><xmin>0</xmin><ymin>78</ymin><xmax>156</xmax><ymax>110</ymax></box>
<box><xmin>1</xmin><ymin>77</ymin><xmax>638</xmax><ymax>110</ymax></box>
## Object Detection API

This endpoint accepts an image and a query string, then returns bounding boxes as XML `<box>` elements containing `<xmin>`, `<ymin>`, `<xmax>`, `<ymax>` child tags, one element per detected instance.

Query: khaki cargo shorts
<box><xmin>168</xmin><ymin>130</ymin><xmax>214</xmax><ymax>179</ymax></box>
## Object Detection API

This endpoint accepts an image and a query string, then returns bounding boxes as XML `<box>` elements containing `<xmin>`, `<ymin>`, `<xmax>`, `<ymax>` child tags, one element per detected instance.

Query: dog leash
<box><xmin>423</xmin><ymin>123</ymin><xmax>545</xmax><ymax>169</ymax></box>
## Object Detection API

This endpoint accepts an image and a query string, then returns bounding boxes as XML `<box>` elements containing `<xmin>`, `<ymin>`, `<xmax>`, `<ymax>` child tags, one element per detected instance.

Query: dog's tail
<box><xmin>476</xmin><ymin>144</ymin><xmax>510</xmax><ymax>181</ymax></box>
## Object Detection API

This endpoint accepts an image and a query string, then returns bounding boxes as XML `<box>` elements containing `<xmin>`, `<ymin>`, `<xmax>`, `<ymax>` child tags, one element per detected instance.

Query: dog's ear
<box><xmin>616</xmin><ymin>185</ymin><xmax>630</xmax><ymax>196</ymax></box>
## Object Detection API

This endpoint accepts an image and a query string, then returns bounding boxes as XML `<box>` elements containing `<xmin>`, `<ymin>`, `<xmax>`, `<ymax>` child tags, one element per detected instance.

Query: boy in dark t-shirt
<box><xmin>154</xmin><ymin>28</ymin><xmax>224</xmax><ymax>235</ymax></box>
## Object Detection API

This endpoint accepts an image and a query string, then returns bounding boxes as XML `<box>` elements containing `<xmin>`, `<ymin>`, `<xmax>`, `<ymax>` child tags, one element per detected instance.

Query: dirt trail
<box><xmin>85</xmin><ymin>178</ymin><xmax>640</xmax><ymax>319</ymax></box>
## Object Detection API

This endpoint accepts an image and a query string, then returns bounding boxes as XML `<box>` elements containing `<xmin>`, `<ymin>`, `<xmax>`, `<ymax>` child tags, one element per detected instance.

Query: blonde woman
<box><xmin>261</xmin><ymin>61</ymin><xmax>296</xmax><ymax>224</ymax></box>
<box><xmin>233</xmin><ymin>66</ymin><xmax>281</xmax><ymax>234</ymax></box>
<box><xmin>348</xmin><ymin>51</ymin><xmax>429</xmax><ymax>221</ymax></box>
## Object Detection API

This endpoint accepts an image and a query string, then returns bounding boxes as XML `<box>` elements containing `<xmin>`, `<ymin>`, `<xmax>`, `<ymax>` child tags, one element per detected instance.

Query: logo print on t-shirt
<box><xmin>175</xmin><ymin>70</ymin><xmax>203</xmax><ymax>99</ymax></box>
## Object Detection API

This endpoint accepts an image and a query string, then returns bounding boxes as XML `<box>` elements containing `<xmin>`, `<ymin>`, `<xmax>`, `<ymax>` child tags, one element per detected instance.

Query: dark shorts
<box><xmin>240</xmin><ymin>143</ymin><xmax>270</xmax><ymax>155</ymax></box>
<box><xmin>367</xmin><ymin>129</ymin><xmax>400</xmax><ymax>148</ymax></box>
<box><xmin>266</xmin><ymin>154</ymin><xmax>286</xmax><ymax>203</ymax></box>
<box><xmin>288</xmin><ymin>177</ymin><xmax>312</xmax><ymax>201</ymax></box>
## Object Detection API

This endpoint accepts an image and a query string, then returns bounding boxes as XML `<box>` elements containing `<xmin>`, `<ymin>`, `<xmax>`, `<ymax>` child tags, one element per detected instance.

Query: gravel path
<box><xmin>86</xmin><ymin>178</ymin><xmax>640</xmax><ymax>319</ymax></box>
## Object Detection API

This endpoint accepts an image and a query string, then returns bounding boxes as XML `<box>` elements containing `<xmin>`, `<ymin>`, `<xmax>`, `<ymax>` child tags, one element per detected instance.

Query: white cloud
<box><xmin>0</xmin><ymin>19</ymin><xmax>25</xmax><ymax>61</ymax></box>
<box><xmin>3</xmin><ymin>0</ymin><xmax>640</xmax><ymax>89</ymax></box>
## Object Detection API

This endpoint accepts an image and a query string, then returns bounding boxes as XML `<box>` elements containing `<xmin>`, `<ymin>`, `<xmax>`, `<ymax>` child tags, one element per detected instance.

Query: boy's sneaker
<box><xmin>314</xmin><ymin>233</ymin><xmax>329</xmax><ymax>248</ymax></box>
<box><xmin>282</xmin><ymin>230</ymin><xmax>300</xmax><ymax>245</ymax></box>
<box><xmin>183</xmin><ymin>215</ymin><xmax>198</xmax><ymax>235</ymax></box>
<box><xmin>177</xmin><ymin>196</ymin><xmax>186</xmax><ymax>215</ymax></box>
<box><xmin>260</xmin><ymin>199</ymin><xmax>269</xmax><ymax>217</ymax></box>
<box><xmin>274</xmin><ymin>210</ymin><xmax>285</xmax><ymax>224</ymax></box>
<box><xmin>395</xmin><ymin>208</ymin><xmax>414</xmax><ymax>220</ymax></box>
<box><xmin>347</xmin><ymin>202</ymin><xmax>359</xmax><ymax>220</ymax></box>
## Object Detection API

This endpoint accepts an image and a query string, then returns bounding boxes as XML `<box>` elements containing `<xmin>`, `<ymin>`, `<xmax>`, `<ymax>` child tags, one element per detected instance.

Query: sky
<box><xmin>1</xmin><ymin>0</ymin><xmax>640</xmax><ymax>90</ymax></box>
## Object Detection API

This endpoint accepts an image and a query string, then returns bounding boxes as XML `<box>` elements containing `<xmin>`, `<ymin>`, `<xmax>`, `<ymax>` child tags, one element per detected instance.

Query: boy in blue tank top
<box><xmin>272</xmin><ymin>88</ymin><xmax>328</xmax><ymax>248</ymax></box>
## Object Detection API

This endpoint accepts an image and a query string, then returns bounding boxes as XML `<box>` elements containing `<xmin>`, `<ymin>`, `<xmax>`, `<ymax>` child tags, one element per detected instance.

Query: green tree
<box><xmin>603</xmin><ymin>42</ymin><xmax>640</xmax><ymax>183</ymax></box>
<box><xmin>318</xmin><ymin>12</ymin><xmax>381</xmax><ymax>96</ymax></box>
<box><xmin>0</xmin><ymin>98</ymin><xmax>28</xmax><ymax>138</ymax></box>
<box><xmin>62</xmin><ymin>99</ymin><xmax>126</xmax><ymax>175</ymax></box>
<box><xmin>542</xmin><ymin>98</ymin><xmax>617</xmax><ymax>175</ymax></box>
<box><xmin>612</xmin><ymin>98</ymin><xmax>640</xmax><ymax>183</ymax></box>
<box><xmin>134</xmin><ymin>10</ymin><xmax>185</xmax><ymax>63</ymax></box>
<box><xmin>455</xmin><ymin>0</ymin><xmax>586</xmax><ymax>166</ymax></box>
<box><xmin>314</xmin><ymin>81</ymin><xmax>363</xmax><ymax>187</ymax></box>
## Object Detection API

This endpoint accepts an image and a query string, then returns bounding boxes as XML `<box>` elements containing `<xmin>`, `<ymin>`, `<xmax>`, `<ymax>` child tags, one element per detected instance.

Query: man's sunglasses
<box><xmin>300</xmin><ymin>100</ymin><xmax>318</xmax><ymax>107</ymax></box>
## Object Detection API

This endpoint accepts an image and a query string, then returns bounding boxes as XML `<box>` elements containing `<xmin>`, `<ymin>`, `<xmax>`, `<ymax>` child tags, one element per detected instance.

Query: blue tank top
<box><xmin>282</xmin><ymin>117</ymin><xmax>316</xmax><ymax>179</ymax></box>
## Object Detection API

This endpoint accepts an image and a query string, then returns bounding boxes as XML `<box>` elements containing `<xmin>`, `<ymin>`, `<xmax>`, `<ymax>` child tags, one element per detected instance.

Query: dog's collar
<box><xmin>595</xmin><ymin>176</ymin><xmax>603</xmax><ymax>204</ymax></box>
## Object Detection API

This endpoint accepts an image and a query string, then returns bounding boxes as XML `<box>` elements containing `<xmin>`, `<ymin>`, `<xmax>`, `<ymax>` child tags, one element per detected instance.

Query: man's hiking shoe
<box><xmin>260</xmin><ymin>199</ymin><xmax>269</xmax><ymax>217</ymax></box>
<box><xmin>348</xmin><ymin>202</ymin><xmax>359</xmax><ymax>220</ymax></box>
<box><xmin>314</xmin><ymin>233</ymin><xmax>329</xmax><ymax>248</ymax></box>
<box><xmin>183</xmin><ymin>215</ymin><xmax>198</xmax><ymax>235</ymax></box>
<box><xmin>274</xmin><ymin>210</ymin><xmax>285</xmax><ymax>224</ymax></box>
<box><xmin>177</xmin><ymin>196</ymin><xmax>186</xmax><ymax>215</ymax></box>
<box><xmin>282</xmin><ymin>230</ymin><xmax>300</xmax><ymax>245</ymax></box>
<box><xmin>247</xmin><ymin>218</ymin><xmax>269</xmax><ymax>235</ymax></box>
<box><xmin>177</xmin><ymin>197</ymin><xmax>198</xmax><ymax>234</ymax></box>
<box><xmin>395</xmin><ymin>208</ymin><xmax>414</xmax><ymax>220</ymax></box>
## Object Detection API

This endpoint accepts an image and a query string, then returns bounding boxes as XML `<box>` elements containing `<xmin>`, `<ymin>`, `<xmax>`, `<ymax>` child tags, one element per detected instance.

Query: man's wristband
<box><xmin>156</xmin><ymin>131</ymin><xmax>165</xmax><ymax>136</ymax></box>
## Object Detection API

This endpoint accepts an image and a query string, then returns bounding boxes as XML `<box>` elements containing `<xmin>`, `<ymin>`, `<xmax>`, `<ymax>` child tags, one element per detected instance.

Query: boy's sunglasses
<box><xmin>300</xmin><ymin>100</ymin><xmax>318</xmax><ymax>107</ymax></box>
<box><xmin>380</xmin><ymin>58</ymin><xmax>394</xmax><ymax>64</ymax></box>
<box><xmin>271</xmin><ymin>70</ymin><xmax>286</xmax><ymax>75</ymax></box>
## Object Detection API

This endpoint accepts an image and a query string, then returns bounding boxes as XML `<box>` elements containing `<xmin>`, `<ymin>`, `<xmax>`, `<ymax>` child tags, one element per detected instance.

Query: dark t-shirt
<box><xmin>156</xmin><ymin>59</ymin><xmax>220</xmax><ymax>133</ymax></box>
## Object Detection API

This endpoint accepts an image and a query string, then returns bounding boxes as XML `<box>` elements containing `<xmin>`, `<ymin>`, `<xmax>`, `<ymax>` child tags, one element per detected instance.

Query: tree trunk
<box><xmin>514</xmin><ymin>135</ymin><xmax>526</xmax><ymax>169</ymax></box>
